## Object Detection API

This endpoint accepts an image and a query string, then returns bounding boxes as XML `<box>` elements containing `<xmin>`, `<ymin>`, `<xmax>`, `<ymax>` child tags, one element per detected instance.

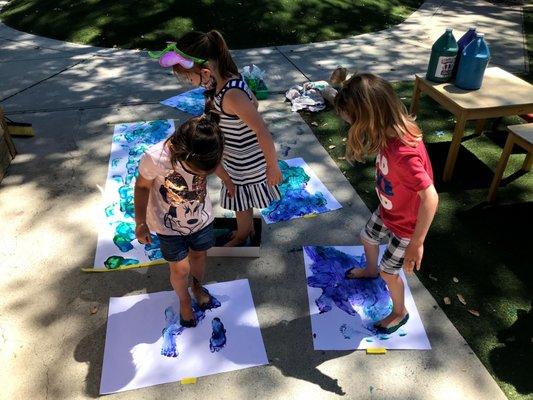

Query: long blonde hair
<box><xmin>334</xmin><ymin>73</ymin><xmax>422</xmax><ymax>162</ymax></box>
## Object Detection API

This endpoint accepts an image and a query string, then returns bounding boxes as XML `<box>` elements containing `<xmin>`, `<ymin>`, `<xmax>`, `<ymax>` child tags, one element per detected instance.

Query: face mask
<box><xmin>200</xmin><ymin>75</ymin><xmax>216</xmax><ymax>90</ymax></box>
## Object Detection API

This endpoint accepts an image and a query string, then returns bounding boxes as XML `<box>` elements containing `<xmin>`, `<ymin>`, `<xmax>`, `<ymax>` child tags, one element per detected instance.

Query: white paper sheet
<box><xmin>261</xmin><ymin>158</ymin><xmax>342</xmax><ymax>224</ymax></box>
<box><xmin>100</xmin><ymin>279</ymin><xmax>268</xmax><ymax>394</ymax></box>
<box><xmin>303</xmin><ymin>245</ymin><xmax>431</xmax><ymax>350</ymax></box>
<box><xmin>93</xmin><ymin>120</ymin><xmax>175</xmax><ymax>270</ymax></box>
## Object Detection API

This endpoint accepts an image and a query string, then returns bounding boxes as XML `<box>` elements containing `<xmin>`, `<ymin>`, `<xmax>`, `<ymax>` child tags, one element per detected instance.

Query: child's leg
<box><xmin>169</xmin><ymin>259</ymin><xmax>194</xmax><ymax>322</ymax></box>
<box><xmin>188</xmin><ymin>222</ymin><xmax>215</xmax><ymax>305</ymax></box>
<box><xmin>188</xmin><ymin>249</ymin><xmax>210</xmax><ymax>305</ymax></box>
<box><xmin>225</xmin><ymin>208</ymin><xmax>254</xmax><ymax>247</ymax></box>
<box><xmin>375</xmin><ymin>235</ymin><xmax>410</xmax><ymax>329</ymax></box>
<box><xmin>158</xmin><ymin>233</ymin><xmax>195</xmax><ymax>322</ymax></box>
<box><xmin>378</xmin><ymin>271</ymin><xmax>407</xmax><ymax>326</ymax></box>
<box><xmin>346</xmin><ymin>210</ymin><xmax>387</xmax><ymax>279</ymax></box>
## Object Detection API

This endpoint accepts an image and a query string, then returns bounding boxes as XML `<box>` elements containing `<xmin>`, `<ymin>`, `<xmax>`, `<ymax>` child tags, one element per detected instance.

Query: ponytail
<box><xmin>206</xmin><ymin>30</ymin><xmax>239</xmax><ymax>79</ymax></box>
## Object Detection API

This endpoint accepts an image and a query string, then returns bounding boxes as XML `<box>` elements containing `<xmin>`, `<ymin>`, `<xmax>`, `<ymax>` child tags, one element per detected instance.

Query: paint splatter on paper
<box><xmin>93</xmin><ymin>120</ymin><xmax>175</xmax><ymax>270</ymax></box>
<box><xmin>100</xmin><ymin>279</ymin><xmax>268</xmax><ymax>394</ymax></box>
<box><xmin>261</xmin><ymin>158</ymin><xmax>341</xmax><ymax>224</ymax></box>
<box><xmin>209</xmin><ymin>318</ymin><xmax>227</xmax><ymax>352</ymax></box>
<box><xmin>161</xmin><ymin>292</ymin><xmax>221</xmax><ymax>358</ymax></box>
<box><xmin>303</xmin><ymin>245</ymin><xmax>431</xmax><ymax>350</ymax></box>
<box><xmin>160</xmin><ymin>88</ymin><xmax>206</xmax><ymax>116</ymax></box>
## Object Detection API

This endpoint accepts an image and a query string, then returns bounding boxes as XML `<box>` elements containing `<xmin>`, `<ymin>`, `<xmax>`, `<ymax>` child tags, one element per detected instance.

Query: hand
<box><xmin>266</xmin><ymin>163</ymin><xmax>283</xmax><ymax>186</ymax></box>
<box><xmin>403</xmin><ymin>241</ymin><xmax>423</xmax><ymax>274</ymax></box>
<box><xmin>224</xmin><ymin>179</ymin><xmax>236</xmax><ymax>198</ymax></box>
<box><xmin>135</xmin><ymin>222</ymin><xmax>151</xmax><ymax>244</ymax></box>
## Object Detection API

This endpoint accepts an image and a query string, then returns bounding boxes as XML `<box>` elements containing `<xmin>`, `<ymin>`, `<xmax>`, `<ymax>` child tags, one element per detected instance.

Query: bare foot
<box><xmin>345</xmin><ymin>267</ymin><xmax>379</xmax><ymax>279</ymax></box>
<box><xmin>180</xmin><ymin>301</ymin><xmax>195</xmax><ymax>323</ymax></box>
<box><xmin>375</xmin><ymin>309</ymin><xmax>408</xmax><ymax>329</ymax></box>
<box><xmin>191</xmin><ymin>284</ymin><xmax>210</xmax><ymax>307</ymax></box>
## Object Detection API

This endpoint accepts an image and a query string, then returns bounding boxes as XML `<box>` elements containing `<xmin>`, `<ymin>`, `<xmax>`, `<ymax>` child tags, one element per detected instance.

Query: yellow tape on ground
<box><xmin>81</xmin><ymin>259</ymin><xmax>167</xmax><ymax>273</ymax></box>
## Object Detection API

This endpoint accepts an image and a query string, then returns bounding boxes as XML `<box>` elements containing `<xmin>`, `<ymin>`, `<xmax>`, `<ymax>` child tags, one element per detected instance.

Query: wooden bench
<box><xmin>487</xmin><ymin>123</ymin><xmax>532</xmax><ymax>203</ymax></box>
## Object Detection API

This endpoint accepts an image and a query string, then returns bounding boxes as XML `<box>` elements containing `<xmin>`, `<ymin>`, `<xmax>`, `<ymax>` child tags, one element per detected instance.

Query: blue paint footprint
<box><xmin>209</xmin><ymin>317</ymin><xmax>227</xmax><ymax>352</ymax></box>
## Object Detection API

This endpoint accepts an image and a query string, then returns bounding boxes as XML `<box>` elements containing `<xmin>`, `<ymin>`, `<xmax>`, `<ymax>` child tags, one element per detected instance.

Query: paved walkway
<box><xmin>0</xmin><ymin>1</ymin><xmax>525</xmax><ymax>399</ymax></box>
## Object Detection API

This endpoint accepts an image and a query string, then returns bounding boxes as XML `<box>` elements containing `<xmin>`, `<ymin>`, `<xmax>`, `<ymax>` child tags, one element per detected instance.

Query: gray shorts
<box><xmin>360</xmin><ymin>209</ymin><xmax>411</xmax><ymax>275</ymax></box>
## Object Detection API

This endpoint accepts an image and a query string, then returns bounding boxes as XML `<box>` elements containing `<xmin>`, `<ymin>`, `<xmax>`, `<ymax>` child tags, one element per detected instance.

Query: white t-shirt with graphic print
<box><xmin>138</xmin><ymin>141</ymin><xmax>214</xmax><ymax>236</ymax></box>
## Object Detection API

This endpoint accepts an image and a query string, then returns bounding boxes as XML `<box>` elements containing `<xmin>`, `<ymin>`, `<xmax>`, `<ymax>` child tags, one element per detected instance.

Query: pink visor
<box><xmin>159</xmin><ymin>51</ymin><xmax>195</xmax><ymax>69</ymax></box>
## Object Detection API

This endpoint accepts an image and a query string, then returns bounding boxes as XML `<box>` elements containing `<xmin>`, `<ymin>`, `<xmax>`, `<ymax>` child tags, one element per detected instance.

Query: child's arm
<box><xmin>134</xmin><ymin>175</ymin><xmax>153</xmax><ymax>244</ymax></box>
<box><xmin>222</xmin><ymin>90</ymin><xmax>282</xmax><ymax>186</ymax></box>
<box><xmin>403</xmin><ymin>184</ymin><xmax>439</xmax><ymax>273</ymax></box>
<box><xmin>215</xmin><ymin>164</ymin><xmax>235</xmax><ymax>198</ymax></box>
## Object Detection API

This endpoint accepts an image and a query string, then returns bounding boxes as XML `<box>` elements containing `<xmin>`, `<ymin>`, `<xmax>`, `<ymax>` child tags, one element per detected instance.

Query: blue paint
<box><xmin>339</xmin><ymin>323</ymin><xmax>359</xmax><ymax>339</ymax></box>
<box><xmin>113</xmin><ymin>222</ymin><xmax>136</xmax><ymax>252</ymax></box>
<box><xmin>398</xmin><ymin>329</ymin><xmax>407</xmax><ymax>337</ymax></box>
<box><xmin>144</xmin><ymin>234</ymin><xmax>162</xmax><ymax>260</ymax></box>
<box><xmin>378</xmin><ymin>335</ymin><xmax>390</xmax><ymax>341</ymax></box>
<box><xmin>365</xmin><ymin>338</ymin><xmax>373</xmax><ymax>343</ymax></box>
<box><xmin>107</xmin><ymin>120</ymin><xmax>173</xmax><ymax>261</ymax></box>
<box><xmin>305</xmin><ymin>246</ymin><xmax>392</xmax><ymax>325</ymax></box>
<box><xmin>104</xmin><ymin>255</ymin><xmax>139</xmax><ymax>270</ymax></box>
<box><xmin>209</xmin><ymin>317</ymin><xmax>227</xmax><ymax>352</ymax></box>
<box><xmin>161</xmin><ymin>291</ymin><xmax>221</xmax><ymax>358</ymax></box>
<box><xmin>161</xmin><ymin>88</ymin><xmax>206</xmax><ymax>116</ymax></box>
<box><xmin>261</xmin><ymin>160</ymin><xmax>330</xmax><ymax>223</ymax></box>
<box><xmin>105</xmin><ymin>203</ymin><xmax>116</xmax><ymax>217</ymax></box>
<box><xmin>161</xmin><ymin>306</ymin><xmax>185</xmax><ymax>357</ymax></box>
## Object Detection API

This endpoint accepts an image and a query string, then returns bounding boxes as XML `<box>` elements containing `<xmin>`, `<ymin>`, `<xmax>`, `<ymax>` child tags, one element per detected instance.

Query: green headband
<box><xmin>148</xmin><ymin>43</ymin><xmax>207</xmax><ymax>65</ymax></box>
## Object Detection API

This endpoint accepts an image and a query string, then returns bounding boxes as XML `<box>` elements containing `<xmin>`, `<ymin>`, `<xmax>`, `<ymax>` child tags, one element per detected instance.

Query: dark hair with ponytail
<box><xmin>173</xmin><ymin>30</ymin><xmax>238</xmax><ymax>113</ymax></box>
<box><xmin>165</xmin><ymin>111</ymin><xmax>224</xmax><ymax>173</ymax></box>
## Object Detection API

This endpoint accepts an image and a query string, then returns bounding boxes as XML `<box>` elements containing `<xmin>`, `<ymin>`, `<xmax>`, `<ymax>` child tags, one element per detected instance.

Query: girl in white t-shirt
<box><xmin>134</xmin><ymin>111</ymin><xmax>231</xmax><ymax>327</ymax></box>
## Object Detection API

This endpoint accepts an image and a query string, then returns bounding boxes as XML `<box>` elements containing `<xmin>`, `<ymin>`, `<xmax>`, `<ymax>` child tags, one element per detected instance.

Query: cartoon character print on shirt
<box><xmin>158</xmin><ymin>171</ymin><xmax>209</xmax><ymax>234</ymax></box>
<box><xmin>375</xmin><ymin>153</ymin><xmax>394</xmax><ymax>210</ymax></box>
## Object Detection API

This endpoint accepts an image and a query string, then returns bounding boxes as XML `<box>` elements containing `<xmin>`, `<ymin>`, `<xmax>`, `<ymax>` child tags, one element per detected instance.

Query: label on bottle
<box><xmin>435</xmin><ymin>56</ymin><xmax>456</xmax><ymax>78</ymax></box>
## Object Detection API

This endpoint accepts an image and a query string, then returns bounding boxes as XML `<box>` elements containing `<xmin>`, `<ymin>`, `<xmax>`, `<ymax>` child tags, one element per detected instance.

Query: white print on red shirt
<box><xmin>375</xmin><ymin>153</ymin><xmax>394</xmax><ymax>210</ymax></box>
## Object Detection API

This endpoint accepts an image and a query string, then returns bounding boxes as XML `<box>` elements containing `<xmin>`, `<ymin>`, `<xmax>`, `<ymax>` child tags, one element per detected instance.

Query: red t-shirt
<box><xmin>375</xmin><ymin>137</ymin><xmax>434</xmax><ymax>238</ymax></box>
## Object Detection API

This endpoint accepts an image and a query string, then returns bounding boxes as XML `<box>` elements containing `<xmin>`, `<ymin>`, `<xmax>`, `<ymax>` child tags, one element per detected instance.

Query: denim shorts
<box><xmin>156</xmin><ymin>222</ymin><xmax>215</xmax><ymax>262</ymax></box>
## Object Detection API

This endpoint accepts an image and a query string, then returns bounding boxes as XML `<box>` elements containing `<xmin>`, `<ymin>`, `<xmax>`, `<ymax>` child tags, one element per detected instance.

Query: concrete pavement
<box><xmin>1</xmin><ymin>1</ymin><xmax>525</xmax><ymax>398</ymax></box>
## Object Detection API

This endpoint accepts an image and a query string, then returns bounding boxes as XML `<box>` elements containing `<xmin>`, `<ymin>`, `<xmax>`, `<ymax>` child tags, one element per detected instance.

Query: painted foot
<box><xmin>179</xmin><ymin>303</ymin><xmax>196</xmax><ymax>327</ymax></box>
<box><xmin>223</xmin><ymin>235</ymin><xmax>251</xmax><ymax>247</ymax></box>
<box><xmin>192</xmin><ymin>284</ymin><xmax>211</xmax><ymax>308</ymax></box>
<box><xmin>374</xmin><ymin>311</ymin><xmax>409</xmax><ymax>334</ymax></box>
<box><xmin>345</xmin><ymin>267</ymin><xmax>379</xmax><ymax>279</ymax></box>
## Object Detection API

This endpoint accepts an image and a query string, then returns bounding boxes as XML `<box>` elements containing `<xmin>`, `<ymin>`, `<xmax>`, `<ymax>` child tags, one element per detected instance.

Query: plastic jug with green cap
<box><xmin>426</xmin><ymin>28</ymin><xmax>458</xmax><ymax>83</ymax></box>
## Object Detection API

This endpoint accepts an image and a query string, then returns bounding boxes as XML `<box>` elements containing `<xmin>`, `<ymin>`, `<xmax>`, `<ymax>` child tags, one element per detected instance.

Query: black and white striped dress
<box><xmin>214</xmin><ymin>76</ymin><xmax>281</xmax><ymax>211</ymax></box>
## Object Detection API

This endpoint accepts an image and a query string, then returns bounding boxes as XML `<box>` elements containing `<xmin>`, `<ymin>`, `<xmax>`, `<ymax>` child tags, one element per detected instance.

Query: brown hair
<box><xmin>172</xmin><ymin>30</ymin><xmax>238</xmax><ymax>114</ymax></box>
<box><xmin>334</xmin><ymin>73</ymin><xmax>422</xmax><ymax>162</ymax></box>
<box><xmin>165</xmin><ymin>111</ymin><xmax>224</xmax><ymax>173</ymax></box>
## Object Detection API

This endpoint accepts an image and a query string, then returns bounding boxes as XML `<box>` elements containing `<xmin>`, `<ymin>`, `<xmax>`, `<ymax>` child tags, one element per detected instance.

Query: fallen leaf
<box><xmin>311</xmin><ymin>122</ymin><xmax>318</xmax><ymax>127</ymax></box>
<box><xmin>429</xmin><ymin>274</ymin><xmax>438</xmax><ymax>281</ymax></box>
<box><xmin>90</xmin><ymin>306</ymin><xmax>98</xmax><ymax>315</ymax></box>
<box><xmin>338</xmin><ymin>156</ymin><xmax>346</xmax><ymax>160</ymax></box>
<box><xmin>328</xmin><ymin>145</ymin><xmax>336</xmax><ymax>149</ymax></box>
<box><xmin>443</xmin><ymin>297</ymin><xmax>451</xmax><ymax>305</ymax></box>
<box><xmin>457</xmin><ymin>294</ymin><xmax>466</xmax><ymax>305</ymax></box>
<box><xmin>453</xmin><ymin>277</ymin><xmax>459</xmax><ymax>283</ymax></box>
<box><xmin>322</xmin><ymin>122</ymin><xmax>328</xmax><ymax>126</ymax></box>
<box><xmin>342</xmin><ymin>138</ymin><xmax>347</xmax><ymax>142</ymax></box>
<box><xmin>468</xmin><ymin>309</ymin><xmax>480</xmax><ymax>317</ymax></box>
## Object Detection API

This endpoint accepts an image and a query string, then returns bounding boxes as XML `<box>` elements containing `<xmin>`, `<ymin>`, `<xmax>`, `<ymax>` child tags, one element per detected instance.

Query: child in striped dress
<box><xmin>159</xmin><ymin>30</ymin><xmax>282</xmax><ymax>246</ymax></box>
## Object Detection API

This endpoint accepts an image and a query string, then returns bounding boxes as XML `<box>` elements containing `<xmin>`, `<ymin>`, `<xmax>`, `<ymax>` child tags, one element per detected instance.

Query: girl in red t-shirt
<box><xmin>335</xmin><ymin>73</ymin><xmax>439</xmax><ymax>334</ymax></box>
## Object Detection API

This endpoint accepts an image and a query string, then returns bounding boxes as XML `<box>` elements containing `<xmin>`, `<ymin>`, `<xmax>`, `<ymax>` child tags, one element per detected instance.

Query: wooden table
<box><xmin>487</xmin><ymin>123</ymin><xmax>532</xmax><ymax>203</ymax></box>
<box><xmin>410</xmin><ymin>67</ymin><xmax>533</xmax><ymax>181</ymax></box>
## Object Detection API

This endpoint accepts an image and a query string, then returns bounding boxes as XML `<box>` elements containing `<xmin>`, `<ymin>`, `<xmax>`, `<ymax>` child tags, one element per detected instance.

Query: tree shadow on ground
<box><xmin>1</xmin><ymin>0</ymin><xmax>423</xmax><ymax>49</ymax></box>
